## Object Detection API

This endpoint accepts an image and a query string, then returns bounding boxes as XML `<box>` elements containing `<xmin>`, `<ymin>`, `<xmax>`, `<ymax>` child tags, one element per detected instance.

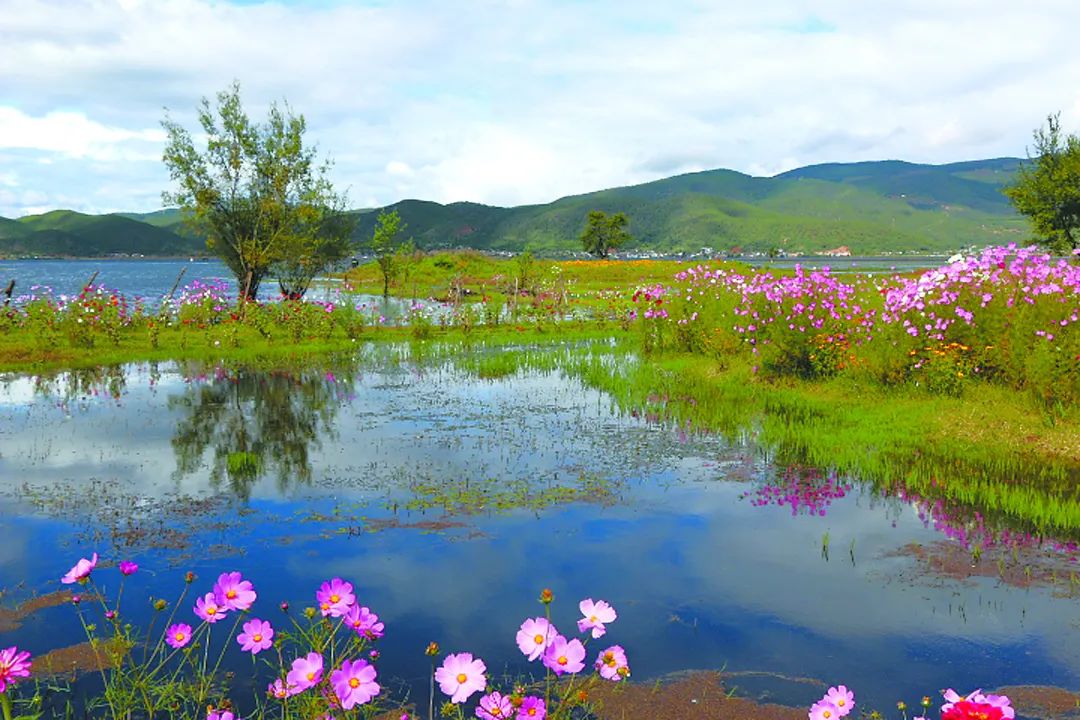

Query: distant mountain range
<box><xmin>0</xmin><ymin>158</ymin><xmax>1031</xmax><ymax>258</ymax></box>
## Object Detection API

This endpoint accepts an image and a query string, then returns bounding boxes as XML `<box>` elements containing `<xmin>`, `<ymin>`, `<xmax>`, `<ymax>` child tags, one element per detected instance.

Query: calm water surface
<box><xmin>1</xmin><ymin>349</ymin><xmax>1078</xmax><ymax>716</ymax></box>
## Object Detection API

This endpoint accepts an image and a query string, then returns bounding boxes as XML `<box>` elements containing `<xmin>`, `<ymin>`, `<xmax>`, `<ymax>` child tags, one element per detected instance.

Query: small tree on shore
<box><xmin>162</xmin><ymin>82</ymin><xmax>355</xmax><ymax>300</ymax></box>
<box><xmin>371</xmin><ymin>209</ymin><xmax>405</xmax><ymax>297</ymax></box>
<box><xmin>1005</xmin><ymin>113</ymin><xmax>1080</xmax><ymax>254</ymax></box>
<box><xmin>580</xmin><ymin>210</ymin><xmax>631</xmax><ymax>259</ymax></box>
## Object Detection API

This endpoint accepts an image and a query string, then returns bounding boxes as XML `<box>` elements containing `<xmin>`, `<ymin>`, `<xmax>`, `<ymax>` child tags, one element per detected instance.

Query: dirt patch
<box><xmin>35</xmin><ymin>639</ymin><xmax>126</xmax><ymax>675</ymax></box>
<box><xmin>886</xmin><ymin>541</ymin><xmax>1080</xmax><ymax>593</ymax></box>
<box><xmin>587</xmin><ymin>671</ymin><xmax>807</xmax><ymax>720</ymax></box>
<box><xmin>0</xmin><ymin>590</ymin><xmax>76</xmax><ymax>632</ymax></box>
<box><xmin>994</xmin><ymin>686</ymin><xmax>1080</xmax><ymax>720</ymax></box>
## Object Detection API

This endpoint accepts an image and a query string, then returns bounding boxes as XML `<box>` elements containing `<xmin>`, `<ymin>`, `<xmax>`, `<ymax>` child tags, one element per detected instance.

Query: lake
<box><xmin>1</xmin><ymin>346</ymin><xmax>1078</xmax><ymax>717</ymax></box>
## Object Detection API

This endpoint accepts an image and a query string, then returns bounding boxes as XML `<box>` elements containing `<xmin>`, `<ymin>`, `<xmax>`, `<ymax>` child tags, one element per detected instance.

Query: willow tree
<box><xmin>162</xmin><ymin>82</ymin><xmax>355</xmax><ymax>300</ymax></box>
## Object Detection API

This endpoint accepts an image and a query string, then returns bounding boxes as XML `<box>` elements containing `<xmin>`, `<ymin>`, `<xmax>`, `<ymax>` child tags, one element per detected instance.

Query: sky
<box><xmin>2</xmin><ymin>0</ymin><xmax>1080</xmax><ymax>218</ymax></box>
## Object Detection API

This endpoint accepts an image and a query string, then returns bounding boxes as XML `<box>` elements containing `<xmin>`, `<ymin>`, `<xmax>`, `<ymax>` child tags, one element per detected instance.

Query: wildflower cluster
<box><xmin>57</xmin><ymin>552</ymin><xmax>391</xmax><ymax>719</ymax></box>
<box><xmin>431</xmin><ymin>592</ymin><xmax>628</xmax><ymax>720</ymax></box>
<box><xmin>807</xmin><ymin>685</ymin><xmax>1014</xmax><ymax>720</ymax></box>
<box><xmin>636</xmin><ymin>245</ymin><xmax>1080</xmax><ymax>398</ymax></box>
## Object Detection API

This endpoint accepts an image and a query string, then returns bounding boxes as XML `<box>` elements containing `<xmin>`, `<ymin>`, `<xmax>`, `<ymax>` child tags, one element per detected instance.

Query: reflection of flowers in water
<box><xmin>741</xmin><ymin>466</ymin><xmax>853</xmax><ymax>517</ymax></box>
<box><xmin>897</xmin><ymin>486</ymin><xmax>1080</xmax><ymax>558</ymax></box>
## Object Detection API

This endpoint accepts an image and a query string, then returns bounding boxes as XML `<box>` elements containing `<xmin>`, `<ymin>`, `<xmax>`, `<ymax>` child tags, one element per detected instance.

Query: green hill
<box><xmin>348</xmin><ymin>158</ymin><xmax>1029</xmax><ymax>255</ymax></box>
<box><xmin>5</xmin><ymin>210</ymin><xmax>204</xmax><ymax>258</ymax></box>
<box><xmin>2</xmin><ymin>158</ymin><xmax>1035</xmax><ymax>257</ymax></box>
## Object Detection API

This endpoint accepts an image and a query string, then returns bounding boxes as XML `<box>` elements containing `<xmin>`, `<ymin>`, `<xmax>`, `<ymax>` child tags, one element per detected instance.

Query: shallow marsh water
<box><xmin>1</xmin><ymin>346</ymin><xmax>1079</xmax><ymax>716</ymax></box>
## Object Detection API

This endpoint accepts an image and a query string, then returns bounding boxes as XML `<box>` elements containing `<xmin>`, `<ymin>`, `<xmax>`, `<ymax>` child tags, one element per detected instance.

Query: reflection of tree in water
<box><xmin>169</xmin><ymin>362</ymin><xmax>356</xmax><ymax>499</ymax></box>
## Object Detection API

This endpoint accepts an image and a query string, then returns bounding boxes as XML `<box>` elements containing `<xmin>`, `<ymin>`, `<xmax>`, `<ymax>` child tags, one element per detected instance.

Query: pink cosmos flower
<box><xmin>237</xmin><ymin>618</ymin><xmax>274</xmax><ymax>654</ymax></box>
<box><xmin>594</xmin><ymin>645</ymin><xmax>629</xmax><ymax>681</ymax></box>
<box><xmin>286</xmin><ymin>652</ymin><xmax>324</xmax><ymax>694</ymax></box>
<box><xmin>576</xmin><ymin>598</ymin><xmax>617</xmax><ymax>639</ymax></box>
<box><xmin>344</xmin><ymin>605</ymin><xmax>384</xmax><ymax>639</ymax></box>
<box><xmin>61</xmin><ymin>553</ymin><xmax>98</xmax><ymax>584</ymax></box>
<box><xmin>194</xmin><ymin>592</ymin><xmax>228</xmax><ymax>624</ymax></box>
<box><xmin>0</xmin><ymin>646</ymin><xmax>32</xmax><ymax>692</ymax></box>
<box><xmin>119</xmin><ymin>561</ymin><xmax>138</xmax><ymax>576</ymax></box>
<box><xmin>267</xmin><ymin>678</ymin><xmax>291</xmax><ymax>699</ymax></box>
<box><xmin>476</xmin><ymin>691</ymin><xmax>514</xmax><ymax>720</ymax></box>
<box><xmin>809</xmin><ymin>700</ymin><xmax>841</xmax><ymax>720</ymax></box>
<box><xmin>515</xmin><ymin>617</ymin><xmax>558</xmax><ymax>661</ymax></box>
<box><xmin>316</xmin><ymin>578</ymin><xmax>356</xmax><ymax>618</ymax></box>
<box><xmin>542</xmin><ymin>636</ymin><xmax>585</xmax><ymax>675</ymax></box>
<box><xmin>165</xmin><ymin>623</ymin><xmax>193</xmax><ymax>650</ymax></box>
<box><xmin>941</xmin><ymin>689</ymin><xmax>1014</xmax><ymax>719</ymax></box>
<box><xmin>214</xmin><ymin>572</ymin><xmax>257</xmax><ymax>612</ymax></box>
<box><xmin>824</xmin><ymin>685</ymin><xmax>854</xmax><ymax>716</ymax></box>
<box><xmin>330</xmin><ymin>658</ymin><xmax>380</xmax><ymax>709</ymax></box>
<box><xmin>206</xmin><ymin>710</ymin><xmax>234</xmax><ymax>720</ymax></box>
<box><xmin>517</xmin><ymin>696</ymin><xmax>546</xmax><ymax>719</ymax></box>
<box><xmin>434</xmin><ymin>652</ymin><xmax>487</xmax><ymax>704</ymax></box>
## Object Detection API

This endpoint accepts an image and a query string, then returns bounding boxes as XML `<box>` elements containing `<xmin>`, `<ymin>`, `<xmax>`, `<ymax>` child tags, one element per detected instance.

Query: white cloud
<box><xmin>1</xmin><ymin>0</ymin><xmax>1079</xmax><ymax>215</ymax></box>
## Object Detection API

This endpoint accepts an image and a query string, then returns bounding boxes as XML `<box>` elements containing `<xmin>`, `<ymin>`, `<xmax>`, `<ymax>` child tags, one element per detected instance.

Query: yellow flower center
<box><xmin>174</xmin><ymin>632</ymin><xmax>186</xmax><ymax>642</ymax></box>
<box><xmin>349</xmin><ymin>677</ymin><xmax>360</xmax><ymax>689</ymax></box>
<box><xmin>823</xmin><ymin>711</ymin><xmax>832</xmax><ymax>719</ymax></box>
<box><xmin>528</xmin><ymin>709</ymin><xmax>537</xmax><ymax>717</ymax></box>
<box><xmin>491</xmin><ymin>708</ymin><xmax>502</xmax><ymax>717</ymax></box>
<box><xmin>456</xmin><ymin>673</ymin><xmax>468</xmax><ymax>684</ymax></box>
<box><xmin>533</xmin><ymin>634</ymin><xmax>544</xmax><ymax>645</ymax></box>
<box><xmin>252</xmin><ymin>634</ymin><xmax>262</xmax><ymax>642</ymax></box>
<box><xmin>603</xmin><ymin>653</ymin><xmax>616</xmax><ymax>666</ymax></box>
<box><xmin>838</xmin><ymin>699</ymin><xmax>846</xmax><ymax>707</ymax></box>
<box><xmin>206</xmin><ymin>607</ymin><xmax>216</xmax><ymax>615</ymax></box>
<box><xmin>589</xmin><ymin>615</ymin><xmax>597</xmax><ymax>622</ymax></box>
<box><xmin>226</xmin><ymin>590</ymin><xmax>237</xmax><ymax>599</ymax></box>
<box><xmin>330</xmin><ymin>594</ymin><xmax>340</xmax><ymax>603</ymax></box>
<box><xmin>306</xmin><ymin>672</ymin><xmax>316</xmax><ymax>682</ymax></box>
<box><xmin>558</xmin><ymin>656</ymin><xmax>568</xmax><ymax>666</ymax></box>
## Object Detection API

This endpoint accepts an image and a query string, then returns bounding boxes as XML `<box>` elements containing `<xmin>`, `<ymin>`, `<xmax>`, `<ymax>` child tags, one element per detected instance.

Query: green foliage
<box><xmin>579</xmin><ymin>210</ymin><xmax>631</xmax><ymax>258</ymax></box>
<box><xmin>1005</xmin><ymin>113</ymin><xmax>1080</xmax><ymax>253</ymax></box>
<box><xmin>161</xmin><ymin>81</ymin><xmax>354</xmax><ymax>299</ymax></box>
<box><xmin>370</xmin><ymin>209</ymin><xmax>405</xmax><ymax>298</ymax></box>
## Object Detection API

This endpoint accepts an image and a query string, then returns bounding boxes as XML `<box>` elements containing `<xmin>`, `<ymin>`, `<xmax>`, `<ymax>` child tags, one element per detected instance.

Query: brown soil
<box><xmin>0</xmin><ymin>590</ymin><xmax>76</xmax><ymax>632</ymax></box>
<box><xmin>886</xmin><ymin>541</ymin><xmax>1080</xmax><ymax>593</ymax></box>
<box><xmin>35</xmin><ymin>639</ymin><xmax>125</xmax><ymax>675</ymax></box>
<box><xmin>587</xmin><ymin>671</ymin><xmax>807</xmax><ymax>720</ymax></box>
<box><xmin>995</xmin><ymin>686</ymin><xmax>1080</xmax><ymax>720</ymax></box>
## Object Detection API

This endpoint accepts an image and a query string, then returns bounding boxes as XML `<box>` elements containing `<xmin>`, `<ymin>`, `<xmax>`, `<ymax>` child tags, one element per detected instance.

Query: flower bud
<box><xmin>72</xmin><ymin>595</ymin><xmax>81</xmax><ymax>605</ymax></box>
<box><xmin>185</xmin><ymin>571</ymin><xmax>195</xmax><ymax>584</ymax></box>
<box><xmin>105</xmin><ymin>610</ymin><xmax>116</xmax><ymax>620</ymax></box>
<box><xmin>154</xmin><ymin>599</ymin><xmax>167</xmax><ymax>611</ymax></box>
<box><xmin>425</xmin><ymin>642</ymin><xmax>440</xmax><ymax>657</ymax></box>
<box><xmin>540</xmin><ymin>588</ymin><xmax>553</xmax><ymax>604</ymax></box>
<box><xmin>280</xmin><ymin>601</ymin><xmax>289</xmax><ymax>613</ymax></box>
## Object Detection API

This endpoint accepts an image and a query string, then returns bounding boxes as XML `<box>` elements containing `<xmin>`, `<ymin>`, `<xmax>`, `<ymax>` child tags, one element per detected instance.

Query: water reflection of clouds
<box><xmin>4</xmin><ymin>361</ymin><xmax>1080</xmax><ymax>709</ymax></box>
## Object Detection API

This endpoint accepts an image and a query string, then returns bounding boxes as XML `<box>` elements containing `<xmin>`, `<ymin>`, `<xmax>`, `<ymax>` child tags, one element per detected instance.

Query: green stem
<box><xmin>1</xmin><ymin>693</ymin><xmax>13</xmax><ymax>720</ymax></box>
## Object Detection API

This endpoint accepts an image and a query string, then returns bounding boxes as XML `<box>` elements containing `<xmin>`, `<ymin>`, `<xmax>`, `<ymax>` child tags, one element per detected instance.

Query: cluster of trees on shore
<box><xmin>163</xmin><ymin>86</ymin><xmax>1079</xmax><ymax>301</ymax></box>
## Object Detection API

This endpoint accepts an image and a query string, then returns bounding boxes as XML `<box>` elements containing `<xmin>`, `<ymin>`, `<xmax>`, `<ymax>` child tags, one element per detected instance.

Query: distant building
<box><xmin>820</xmin><ymin>245</ymin><xmax>852</xmax><ymax>257</ymax></box>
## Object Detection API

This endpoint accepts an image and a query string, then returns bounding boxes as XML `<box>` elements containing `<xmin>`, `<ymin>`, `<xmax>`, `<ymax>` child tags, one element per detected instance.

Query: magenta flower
<box><xmin>515</xmin><ymin>617</ymin><xmax>557</xmax><ymax>661</ymax></box>
<box><xmin>237</xmin><ymin>618</ymin><xmax>274</xmax><ymax>654</ymax></box>
<box><xmin>542</xmin><ymin>636</ymin><xmax>585</xmax><ymax>675</ymax></box>
<box><xmin>214</xmin><ymin>572</ymin><xmax>257</xmax><ymax>612</ymax></box>
<box><xmin>267</xmin><ymin>678</ymin><xmax>291</xmax><ymax>699</ymax></box>
<box><xmin>119</xmin><ymin>561</ymin><xmax>138</xmax><ymax>576</ymax></box>
<box><xmin>165</xmin><ymin>623</ymin><xmax>193</xmax><ymax>649</ymax></box>
<box><xmin>0</xmin><ymin>646</ymin><xmax>32</xmax><ymax>692</ymax></box>
<box><xmin>316</xmin><ymin>578</ymin><xmax>356</xmax><ymax>618</ymax></box>
<box><xmin>61</xmin><ymin>553</ymin><xmax>98</xmax><ymax>584</ymax></box>
<box><xmin>344</xmin><ymin>605</ymin><xmax>384</xmax><ymax>639</ymax></box>
<box><xmin>824</xmin><ymin>685</ymin><xmax>855</xmax><ymax>716</ymax></box>
<box><xmin>809</xmin><ymin>700</ymin><xmax>842</xmax><ymax>720</ymax></box>
<box><xmin>576</xmin><ymin>598</ymin><xmax>617</xmax><ymax>638</ymax></box>
<box><xmin>594</xmin><ymin>645</ymin><xmax>629</xmax><ymax>681</ymax></box>
<box><xmin>206</xmin><ymin>711</ymin><xmax>235</xmax><ymax>720</ymax></box>
<box><xmin>286</xmin><ymin>652</ymin><xmax>324</xmax><ymax>694</ymax></box>
<box><xmin>194</xmin><ymin>592</ymin><xmax>228</xmax><ymax>624</ymax></box>
<box><xmin>477</xmin><ymin>691</ymin><xmax>514</xmax><ymax>719</ymax></box>
<box><xmin>330</xmin><ymin>658</ymin><xmax>380</xmax><ymax>709</ymax></box>
<box><xmin>434</xmin><ymin>652</ymin><xmax>486</xmax><ymax>704</ymax></box>
<box><xmin>517</xmin><ymin>696</ymin><xmax>546</xmax><ymax>719</ymax></box>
